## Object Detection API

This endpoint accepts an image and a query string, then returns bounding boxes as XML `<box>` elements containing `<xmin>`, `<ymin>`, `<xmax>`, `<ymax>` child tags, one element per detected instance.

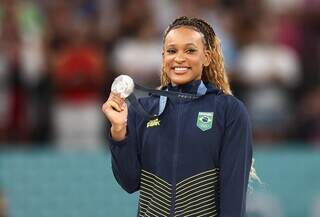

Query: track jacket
<box><xmin>107</xmin><ymin>80</ymin><xmax>253</xmax><ymax>217</ymax></box>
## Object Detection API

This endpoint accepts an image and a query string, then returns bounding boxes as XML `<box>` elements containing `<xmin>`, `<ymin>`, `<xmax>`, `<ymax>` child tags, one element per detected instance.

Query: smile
<box><xmin>172</xmin><ymin>66</ymin><xmax>191</xmax><ymax>73</ymax></box>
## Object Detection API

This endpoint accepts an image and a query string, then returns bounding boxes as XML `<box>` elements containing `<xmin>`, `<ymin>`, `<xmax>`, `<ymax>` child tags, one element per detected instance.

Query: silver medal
<box><xmin>111</xmin><ymin>75</ymin><xmax>134</xmax><ymax>98</ymax></box>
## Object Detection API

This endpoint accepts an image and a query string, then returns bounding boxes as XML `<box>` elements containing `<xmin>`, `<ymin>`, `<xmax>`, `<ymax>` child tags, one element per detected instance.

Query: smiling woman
<box><xmin>160</xmin><ymin>17</ymin><xmax>232</xmax><ymax>96</ymax></box>
<box><xmin>162</xmin><ymin>26</ymin><xmax>211</xmax><ymax>85</ymax></box>
<box><xmin>102</xmin><ymin>16</ymin><xmax>254</xmax><ymax>217</ymax></box>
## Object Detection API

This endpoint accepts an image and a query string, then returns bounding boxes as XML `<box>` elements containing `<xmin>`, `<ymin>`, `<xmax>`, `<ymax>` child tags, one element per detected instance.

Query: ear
<box><xmin>203</xmin><ymin>50</ymin><xmax>211</xmax><ymax>67</ymax></box>
<box><xmin>162</xmin><ymin>50</ymin><xmax>165</xmax><ymax>61</ymax></box>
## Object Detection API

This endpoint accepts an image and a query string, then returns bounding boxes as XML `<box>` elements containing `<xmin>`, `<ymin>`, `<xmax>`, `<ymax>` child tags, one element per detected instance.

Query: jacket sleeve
<box><xmin>107</xmin><ymin>105</ymin><xmax>142</xmax><ymax>193</ymax></box>
<box><xmin>219</xmin><ymin>97</ymin><xmax>253</xmax><ymax>217</ymax></box>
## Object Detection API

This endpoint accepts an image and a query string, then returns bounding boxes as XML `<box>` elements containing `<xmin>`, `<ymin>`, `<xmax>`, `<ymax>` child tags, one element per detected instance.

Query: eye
<box><xmin>166</xmin><ymin>48</ymin><xmax>176</xmax><ymax>54</ymax></box>
<box><xmin>186</xmin><ymin>48</ymin><xmax>197</xmax><ymax>54</ymax></box>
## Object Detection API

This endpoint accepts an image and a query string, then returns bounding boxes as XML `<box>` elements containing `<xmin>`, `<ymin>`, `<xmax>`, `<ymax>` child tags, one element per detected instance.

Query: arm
<box><xmin>219</xmin><ymin>98</ymin><xmax>253</xmax><ymax>217</ymax></box>
<box><xmin>107</xmin><ymin>105</ymin><xmax>142</xmax><ymax>193</ymax></box>
<box><xmin>102</xmin><ymin>93</ymin><xmax>141</xmax><ymax>193</ymax></box>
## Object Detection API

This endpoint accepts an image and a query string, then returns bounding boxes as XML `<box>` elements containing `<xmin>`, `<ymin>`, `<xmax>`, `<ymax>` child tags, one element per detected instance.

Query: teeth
<box><xmin>174</xmin><ymin>67</ymin><xmax>189</xmax><ymax>71</ymax></box>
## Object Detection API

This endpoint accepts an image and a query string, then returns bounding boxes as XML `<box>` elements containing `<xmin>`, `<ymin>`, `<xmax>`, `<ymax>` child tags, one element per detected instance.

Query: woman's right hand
<box><xmin>102</xmin><ymin>92</ymin><xmax>128</xmax><ymax>141</ymax></box>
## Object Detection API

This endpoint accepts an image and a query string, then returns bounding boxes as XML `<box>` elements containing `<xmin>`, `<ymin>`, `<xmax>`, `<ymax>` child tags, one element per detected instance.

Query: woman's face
<box><xmin>163</xmin><ymin>26</ymin><xmax>210</xmax><ymax>85</ymax></box>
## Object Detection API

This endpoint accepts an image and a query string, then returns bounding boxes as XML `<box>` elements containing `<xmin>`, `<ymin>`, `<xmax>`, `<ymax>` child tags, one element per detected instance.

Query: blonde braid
<box><xmin>160</xmin><ymin>66</ymin><xmax>170</xmax><ymax>87</ymax></box>
<box><xmin>191</xmin><ymin>17</ymin><xmax>232</xmax><ymax>95</ymax></box>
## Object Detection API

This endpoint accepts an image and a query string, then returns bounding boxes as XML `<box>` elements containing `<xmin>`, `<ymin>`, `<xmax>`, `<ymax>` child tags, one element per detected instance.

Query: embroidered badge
<box><xmin>146</xmin><ymin>118</ymin><xmax>160</xmax><ymax>128</ymax></box>
<box><xmin>197</xmin><ymin>112</ymin><xmax>214</xmax><ymax>131</ymax></box>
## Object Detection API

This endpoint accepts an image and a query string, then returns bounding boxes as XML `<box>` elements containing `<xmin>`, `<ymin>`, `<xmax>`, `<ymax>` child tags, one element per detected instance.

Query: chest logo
<box><xmin>197</xmin><ymin>112</ymin><xmax>214</xmax><ymax>131</ymax></box>
<box><xmin>146</xmin><ymin>118</ymin><xmax>160</xmax><ymax>128</ymax></box>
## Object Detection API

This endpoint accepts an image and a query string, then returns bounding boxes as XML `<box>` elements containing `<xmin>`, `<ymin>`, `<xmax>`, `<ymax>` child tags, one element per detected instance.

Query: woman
<box><xmin>102</xmin><ymin>16</ymin><xmax>253</xmax><ymax>217</ymax></box>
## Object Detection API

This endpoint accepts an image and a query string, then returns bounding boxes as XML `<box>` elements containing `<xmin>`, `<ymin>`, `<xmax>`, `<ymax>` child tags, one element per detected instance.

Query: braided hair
<box><xmin>161</xmin><ymin>16</ymin><xmax>232</xmax><ymax>95</ymax></box>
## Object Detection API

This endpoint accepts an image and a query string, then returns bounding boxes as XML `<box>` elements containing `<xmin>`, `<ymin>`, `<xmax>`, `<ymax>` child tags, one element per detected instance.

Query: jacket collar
<box><xmin>166</xmin><ymin>80</ymin><xmax>221</xmax><ymax>95</ymax></box>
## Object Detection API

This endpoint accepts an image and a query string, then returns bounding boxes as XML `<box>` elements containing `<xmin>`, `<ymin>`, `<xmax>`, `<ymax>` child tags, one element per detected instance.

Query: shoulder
<box><xmin>218</xmin><ymin>94</ymin><xmax>247</xmax><ymax>110</ymax></box>
<box><xmin>215</xmin><ymin>94</ymin><xmax>250</xmax><ymax>122</ymax></box>
<box><xmin>204</xmin><ymin>83</ymin><xmax>247</xmax><ymax>111</ymax></box>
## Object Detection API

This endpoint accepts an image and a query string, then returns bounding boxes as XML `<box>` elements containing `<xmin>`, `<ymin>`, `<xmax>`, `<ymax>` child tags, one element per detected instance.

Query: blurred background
<box><xmin>0</xmin><ymin>0</ymin><xmax>319</xmax><ymax>216</ymax></box>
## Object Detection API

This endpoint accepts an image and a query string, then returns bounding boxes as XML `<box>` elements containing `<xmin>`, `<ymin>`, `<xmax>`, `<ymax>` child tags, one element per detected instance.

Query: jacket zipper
<box><xmin>170</xmin><ymin>101</ymin><xmax>182</xmax><ymax>217</ymax></box>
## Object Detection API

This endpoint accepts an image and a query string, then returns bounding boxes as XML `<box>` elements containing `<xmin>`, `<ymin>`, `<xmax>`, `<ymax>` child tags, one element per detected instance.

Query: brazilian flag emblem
<box><xmin>197</xmin><ymin>112</ymin><xmax>214</xmax><ymax>131</ymax></box>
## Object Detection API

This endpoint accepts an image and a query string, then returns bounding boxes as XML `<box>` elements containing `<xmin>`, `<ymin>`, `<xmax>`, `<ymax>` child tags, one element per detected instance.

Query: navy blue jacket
<box><xmin>107</xmin><ymin>80</ymin><xmax>253</xmax><ymax>217</ymax></box>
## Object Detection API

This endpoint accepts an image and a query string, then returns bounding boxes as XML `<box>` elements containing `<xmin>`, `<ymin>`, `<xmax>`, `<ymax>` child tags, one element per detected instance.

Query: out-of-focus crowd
<box><xmin>0</xmin><ymin>0</ymin><xmax>319</xmax><ymax>150</ymax></box>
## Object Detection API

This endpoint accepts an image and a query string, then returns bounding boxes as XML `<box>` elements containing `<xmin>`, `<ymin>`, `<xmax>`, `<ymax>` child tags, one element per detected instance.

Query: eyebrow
<box><xmin>166</xmin><ymin>43</ymin><xmax>197</xmax><ymax>47</ymax></box>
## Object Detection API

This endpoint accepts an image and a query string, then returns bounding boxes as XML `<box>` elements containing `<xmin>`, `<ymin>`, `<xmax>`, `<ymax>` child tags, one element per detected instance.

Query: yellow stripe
<box><xmin>140</xmin><ymin>194</ymin><xmax>170</xmax><ymax>209</ymax></box>
<box><xmin>176</xmin><ymin>175</ymin><xmax>218</xmax><ymax>197</ymax></box>
<box><xmin>176</xmin><ymin>181</ymin><xmax>217</xmax><ymax>202</ymax></box>
<box><xmin>140</xmin><ymin>182</ymin><xmax>171</xmax><ymax>200</ymax></box>
<box><xmin>175</xmin><ymin>189</ymin><xmax>215</xmax><ymax>207</ymax></box>
<box><xmin>176</xmin><ymin>168</ymin><xmax>219</xmax><ymax>187</ymax></box>
<box><xmin>177</xmin><ymin>197</ymin><xmax>215</xmax><ymax>214</ymax></box>
<box><xmin>184</xmin><ymin>204</ymin><xmax>216</xmax><ymax>217</ymax></box>
<box><xmin>140</xmin><ymin>211</ymin><xmax>157</xmax><ymax>217</ymax></box>
<box><xmin>140</xmin><ymin>187</ymin><xmax>171</xmax><ymax>204</ymax></box>
<box><xmin>141</xmin><ymin>171</ymin><xmax>171</xmax><ymax>191</ymax></box>
<box><xmin>176</xmin><ymin>170</ymin><xmax>219</xmax><ymax>191</ymax></box>
<box><xmin>175</xmin><ymin>194</ymin><xmax>213</xmax><ymax>211</ymax></box>
<box><xmin>140</xmin><ymin>177</ymin><xmax>171</xmax><ymax>195</ymax></box>
<box><xmin>140</xmin><ymin>197</ymin><xmax>170</xmax><ymax>212</ymax></box>
<box><xmin>197</xmin><ymin>210</ymin><xmax>218</xmax><ymax>217</ymax></box>
<box><xmin>139</xmin><ymin>200</ymin><xmax>169</xmax><ymax>216</ymax></box>
<box><xmin>144</xmin><ymin>213</ymin><xmax>154</xmax><ymax>217</ymax></box>
<box><xmin>142</xmin><ymin>170</ymin><xmax>172</xmax><ymax>187</ymax></box>
<box><xmin>140</xmin><ymin>174</ymin><xmax>171</xmax><ymax>192</ymax></box>
<box><xmin>177</xmin><ymin>173</ymin><xmax>219</xmax><ymax>192</ymax></box>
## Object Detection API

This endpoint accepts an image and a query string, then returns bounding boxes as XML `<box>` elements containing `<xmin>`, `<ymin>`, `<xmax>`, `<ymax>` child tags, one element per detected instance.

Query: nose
<box><xmin>174</xmin><ymin>51</ymin><xmax>186</xmax><ymax>63</ymax></box>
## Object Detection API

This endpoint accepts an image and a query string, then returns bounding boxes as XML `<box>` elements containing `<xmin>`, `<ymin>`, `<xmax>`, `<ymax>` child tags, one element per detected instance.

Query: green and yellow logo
<box><xmin>197</xmin><ymin>112</ymin><xmax>214</xmax><ymax>131</ymax></box>
<box><xmin>146</xmin><ymin>118</ymin><xmax>160</xmax><ymax>128</ymax></box>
